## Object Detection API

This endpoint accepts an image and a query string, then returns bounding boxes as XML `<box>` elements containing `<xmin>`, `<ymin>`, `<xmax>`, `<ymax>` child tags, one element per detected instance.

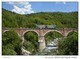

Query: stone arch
<box><xmin>22</xmin><ymin>30</ymin><xmax>39</xmax><ymax>36</ymax></box>
<box><xmin>3</xmin><ymin>30</ymin><xmax>20</xmax><ymax>37</ymax></box>
<box><xmin>22</xmin><ymin>30</ymin><xmax>39</xmax><ymax>54</ymax></box>
<box><xmin>22</xmin><ymin>30</ymin><xmax>39</xmax><ymax>44</ymax></box>
<box><xmin>66</xmin><ymin>30</ymin><xmax>77</xmax><ymax>37</ymax></box>
<box><xmin>3</xmin><ymin>30</ymin><xmax>9</xmax><ymax>33</ymax></box>
<box><xmin>43</xmin><ymin>30</ymin><xmax>63</xmax><ymax>36</ymax></box>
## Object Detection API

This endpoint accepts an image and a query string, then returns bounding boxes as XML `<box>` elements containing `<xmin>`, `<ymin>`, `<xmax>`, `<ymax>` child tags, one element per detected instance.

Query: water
<box><xmin>22</xmin><ymin>38</ymin><xmax>64</xmax><ymax>55</ymax></box>
<box><xmin>46</xmin><ymin>46</ymin><xmax>58</xmax><ymax>50</ymax></box>
<box><xmin>43</xmin><ymin>38</ymin><xmax>64</xmax><ymax>54</ymax></box>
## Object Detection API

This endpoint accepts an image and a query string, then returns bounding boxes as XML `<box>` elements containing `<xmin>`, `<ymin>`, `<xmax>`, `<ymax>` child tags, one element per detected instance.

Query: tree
<box><xmin>23</xmin><ymin>32</ymin><xmax>39</xmax><ymax>54</ymax></box>
<box><xmin>2</xmin><ymin>30</ymin><xmax>22</xmax><ymax>55</ymax></box>
<box><xmin>58</xmin><ymin>32</ymin><xmax>78</xmax><ymax>55</ymax></box>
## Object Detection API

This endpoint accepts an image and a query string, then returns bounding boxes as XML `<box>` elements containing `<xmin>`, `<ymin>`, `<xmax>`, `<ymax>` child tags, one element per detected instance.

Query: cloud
<box><xmin>7</xmin><ymin>2</ymin><xmax>34</xmax><ymax>14</ymax></box>
<box><xmin>12</xmin><ymin>5</ymin><xmax>25</xmax><ymax>14</ymax></box>
<box><xmin>63</xmin><ymin>2</ymin><xmax>66</xmax><ymax>4</ymax></box>
<box><xmin>56</xmin><ymin>2</ymin><xmax>66</xmax><ymax>4</ymax></box>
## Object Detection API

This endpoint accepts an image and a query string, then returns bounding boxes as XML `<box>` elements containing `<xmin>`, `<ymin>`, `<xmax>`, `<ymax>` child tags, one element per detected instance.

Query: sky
<box><xmin>2</xmin><ymin>2</ymin><xmax>78</xmax><ymax>14</ymax></box>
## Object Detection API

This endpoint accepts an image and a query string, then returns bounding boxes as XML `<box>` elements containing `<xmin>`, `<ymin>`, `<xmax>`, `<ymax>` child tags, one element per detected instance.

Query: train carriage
<box><xmin>36</xmin><ymin>25</ymin><xmax>57</xmax><ymax>29</ymax></box>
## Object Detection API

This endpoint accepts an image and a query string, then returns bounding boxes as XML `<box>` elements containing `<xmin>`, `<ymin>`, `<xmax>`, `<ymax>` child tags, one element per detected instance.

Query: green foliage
<box><xmin>2</xmin><ymin>8</ymin><xmax>78</xmax><ymax>55</ymax></box>
<box><xmin>2</xmin><ymin>30</ymin><xmax>22</xmax><ymax>55</ymax></box>
<box><xmin>58</xmin><ymin>32</ymin><xmax>78</xmax><ymax>55</ymax></box>
<box><xmin>2</xmin><ymin>9</ymin><xmax>78</xmax><ymax>28</ymax></box>
<box><xmin>2</xmin><ymin>45</ymin><xmax>17</xmax><ymax>55</ymax></box>
<box><xmin>2</xmin><ymin>48</ymin><xmax>17</xmax><ymax>55</ymax></box>
<box><xmin>23</xmin><ymin>32</ymin><xmax>39</xmax><ymax>54</ymax></box>
<box><xmin>45</xmin><ymin>31</ymin><xmax>63</xmax><ymax>45</ymax></box>
<box><xmin>67</xmin><ymin>31</ymin><xmax>77</xmax><ymax>36</ymax></box>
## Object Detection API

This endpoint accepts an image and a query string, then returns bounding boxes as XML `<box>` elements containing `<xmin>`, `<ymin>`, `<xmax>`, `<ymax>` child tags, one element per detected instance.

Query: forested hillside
<box><xmin>2</xmin><ymin>8</ymin><xmax>78</xmax><ymax>55</ymax></box>
<box><xmin>2</xmin><ymin>8</ymin><xmax>78</xmax><ymax>28</ymax></box>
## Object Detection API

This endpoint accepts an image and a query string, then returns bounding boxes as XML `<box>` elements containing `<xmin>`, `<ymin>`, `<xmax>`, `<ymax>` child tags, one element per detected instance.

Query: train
<box><xmin>36</xmin><ymin>25</ymin><xmax>57</xmax><ymax>29</ymax></box>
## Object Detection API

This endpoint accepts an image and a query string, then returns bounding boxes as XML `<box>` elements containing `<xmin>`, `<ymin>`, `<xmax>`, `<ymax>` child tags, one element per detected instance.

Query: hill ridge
<box><xmin>2</xmin><ymin>8</ymin><xmax>78</xmax><ymax>29</ymax></box>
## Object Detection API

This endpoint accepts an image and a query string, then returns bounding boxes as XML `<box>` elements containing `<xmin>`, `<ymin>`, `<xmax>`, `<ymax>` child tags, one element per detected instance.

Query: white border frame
<box><xmin>0</xmin><ymin>0</ymin><xmax>79</xmax><ymax>59</ymax></box>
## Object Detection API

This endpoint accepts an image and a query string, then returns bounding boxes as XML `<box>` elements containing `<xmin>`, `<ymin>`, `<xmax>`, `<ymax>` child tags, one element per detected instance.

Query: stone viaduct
<box><xmin>2</xmin><ymin>28</ymin><xmax>77</xmax><ymax>52</ymax></box>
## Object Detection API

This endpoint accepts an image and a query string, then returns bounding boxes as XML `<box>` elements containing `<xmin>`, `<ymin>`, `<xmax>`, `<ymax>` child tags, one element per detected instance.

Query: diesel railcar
<box><xmin>36</xmin><ymin>25</ymin><xmax>57</xmax><ymax>29</ymax></box>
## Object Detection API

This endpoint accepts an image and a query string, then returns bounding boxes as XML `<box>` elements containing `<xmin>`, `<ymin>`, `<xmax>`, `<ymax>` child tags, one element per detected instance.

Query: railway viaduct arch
<box><xmin>3</xmin><ymin>28</ymin><xmax>77</xmax><ymax>52</ymax></box>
